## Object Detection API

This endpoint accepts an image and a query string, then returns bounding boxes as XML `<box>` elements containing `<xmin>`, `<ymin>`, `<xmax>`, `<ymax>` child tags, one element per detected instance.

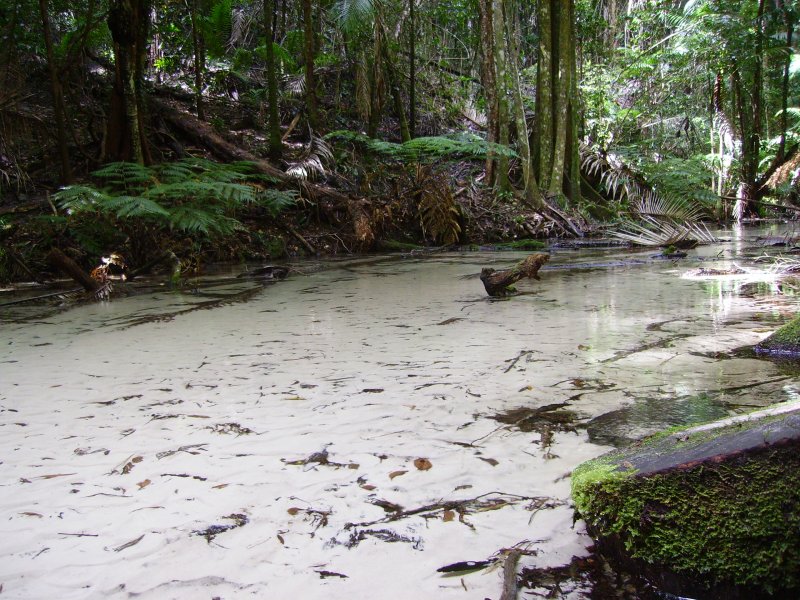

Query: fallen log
<box><xmin>150</xmin><ymin>96</ymin><xmax>350</xmax><ymax>205</ymax></box>
<box><xmin>480</xmin><ymin>253</ymin><xmax>549</xmax><ymax>297</ymax></box>
<box><xmin>47</xmin><ymin>248</ymin><xmax>100</xmax><ymax>292</ymax></box>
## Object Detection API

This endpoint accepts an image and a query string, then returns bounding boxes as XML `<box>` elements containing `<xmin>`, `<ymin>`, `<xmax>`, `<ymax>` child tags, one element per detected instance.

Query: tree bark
<box><xmin>492</xmin><ymin>0</ymin><xmax>510</xmax><ymax>192</ymax></box>
<box><xmin>264</xmin><ymin>0</ymin><xmax>282</xmax><ymax>159</ymax></box>
<box><xmin>38</xmin><ymin>0</ymin><xmax>73</xmax><ymax>184</ymax></box>
<box><xmin>188</xmin><ymin>0</ymin><xmax>205</xmax><ymax>121</ymax></box>
<box><xmin>302</xmin><ymin>0</ymin><xmax>319</xmax><ymax>130</ymax></box>
<box><xmin>479</xmin><ymin>0</ymin><xmax>498</xmax><ymax>185</ymax></box>
<box><xmin>106</xmin><ymin>0</ymin><xmax>152</xmax><ymax>164</ymax></box>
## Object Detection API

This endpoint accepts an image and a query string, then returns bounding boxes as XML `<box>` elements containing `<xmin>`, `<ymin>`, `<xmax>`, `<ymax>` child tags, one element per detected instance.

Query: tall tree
<box><xmin>106</xmin><ymin>0</ymin><xmax>152</xmax><ymax>164</ymax></box>
<box><xmin>38</xmin><ymin>0</ymin><xmax>72</xmax><ymax>183</ymax></box>
<box><xmin>302</xmin><ymin>0</ymin><xmax>319</xmax><ymax>130</ymax></box>
<box><xmin>534</xmin><ymin>0</ymin><xmax>580</xmax><ymax>204</ymax></box>
<box><xmin>264</xmin><ymin>0</ymin><xmax>282</xmax><ymax>159</ymax></box>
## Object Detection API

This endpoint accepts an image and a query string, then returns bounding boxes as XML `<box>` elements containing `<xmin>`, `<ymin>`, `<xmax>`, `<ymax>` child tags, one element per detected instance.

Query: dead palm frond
<box><xmin>286</xmin><ymin>134</ymin><xmax>334</xmax><ymax>181</ymax></box>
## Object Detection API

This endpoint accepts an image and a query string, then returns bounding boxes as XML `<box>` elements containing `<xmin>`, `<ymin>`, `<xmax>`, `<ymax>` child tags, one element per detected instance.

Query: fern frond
<box><xmin>258</xmin><ymin>189</ymin><xmax>297</xmax><ymax>216</ymax></box>
<box><xmin>104</xmin><ymin>195</ymin><xmax>170</xmax><ymax>218</ymax></box>
<box><xmin>92</xmin><ymin>162</ymin><xmax>153</xmax><ymax>193</ymax></box>
<box><xmin>168</xmin><ymin>206</ymin><xmax>241</xmax><ymax>236</ymax></box>
<box><xmin>54</xmin><ymin>185</ymin><xmax>113</xmax><ymax>212</ymax></box>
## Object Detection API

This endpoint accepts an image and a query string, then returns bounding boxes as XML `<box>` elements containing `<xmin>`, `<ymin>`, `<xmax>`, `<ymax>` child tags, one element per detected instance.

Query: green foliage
<box><xmin>55</xmin><ymin>159</ymin><xmax>296</xmax><ymax>240</ymax></box>
<box><xmin>326</xmin><ymin>130</ymin><xmax>518</xmax><ymax>163</ymax></box>
<box><xmin>639</xmin><ymin>157</ymin><xmax>719</xmax><ymax>207</ymax></box>
<box><xmin>202</xmin><ymin>0</ymin><xmax>233</xmax><ymax>59</ymax></box>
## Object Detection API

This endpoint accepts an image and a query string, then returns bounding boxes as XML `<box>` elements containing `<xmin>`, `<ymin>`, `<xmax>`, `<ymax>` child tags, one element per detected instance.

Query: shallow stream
<box><xmin>1</xmin><ymin>226</ymin><xmax>799</xmax><ymax>599</ymax></box>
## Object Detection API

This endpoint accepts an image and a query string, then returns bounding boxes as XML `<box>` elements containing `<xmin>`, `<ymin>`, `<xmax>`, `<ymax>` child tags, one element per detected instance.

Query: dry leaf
<box><xmin>277</xmin><ymin>534</ymin><xmax>285</xmax><ymax>544</ymax></box>
<box><xmin>19</xmin><ymin>512</ymin><xmax>43</xmax><ymax>518</ymax></box>
<box><xmin>360</xmin><ymin>484</ymin><xmax>376</xmax><ymax>491</ymax></box>
<box><xmin>348</xmin><ymin>463</ymin><xmax>360</xmax><ymax>469</ymax></box>
<box><xmin>137</xmin><ymin>479</ymin><xmax>151</xmax><ymax>490</ymax></box>
<box><xmin>287</xmin><ymin>507</ymin><xmax>301</xmax><ymax>516</ymax></box>
<box><xmin>442</xmin><ymin>510</ymin><xmax>455</xmax><ymax>522</ymax></box>
<box><xmin>479</xmin><ymin>457</ymin><xmax>499</xmax><ymax>467</ymax></box>
<box><xmin>389</xmin><ymin>470</ymin><xmax>407</xmax><ymax>480</ymax></box>
<box><xmin>212</xmin><ymin>483</ymin><xmax>228</xmax><ymax>489</ymax></box>
<box><xmin>414</xmin><ymin>458</ymin><xmax>432</xmax><ymax>471</ymax></box>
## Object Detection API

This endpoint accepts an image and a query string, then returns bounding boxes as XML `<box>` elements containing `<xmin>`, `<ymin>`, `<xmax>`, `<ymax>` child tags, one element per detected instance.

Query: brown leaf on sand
<box><xmin>414</xmin><ymin>458</ymin><xmax>432</xmax><ymax>471</ymax></box>
<box><xmin>389</xmin><ymin>470</ymin><xmax>407</xmax><ymax>480</ymax></box>
<box><xmin>137</xmin><ymin>479</ymin><xmax>151</xmax><ymax>490</ymax></box>
<box><xmin>442</xmin><ymin>510</ymin><xmax>455</xmax><ymax>522</ymax></box>
<box><xmin>287</xmin><ymin>507</ymin><xmax>301</xmax><ymax>516</ymax></box>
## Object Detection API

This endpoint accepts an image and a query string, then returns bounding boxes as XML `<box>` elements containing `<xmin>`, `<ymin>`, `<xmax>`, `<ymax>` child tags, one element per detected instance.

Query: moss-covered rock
<box><xmin>755</xmin><ymin>313</ymin><xmax>800</xmax><ymax>357</ymax></box>
<box><xmin>572</xmin><ymin>402</ymin><xmax>800</xmax><ymax>599</ymax></box>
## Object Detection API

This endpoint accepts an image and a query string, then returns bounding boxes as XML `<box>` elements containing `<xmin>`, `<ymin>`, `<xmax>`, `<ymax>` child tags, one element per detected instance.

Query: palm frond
<box><xmin>332</xmin><ymin>0</ymin><xmax>377</xmax><ymax>33</ymax></box>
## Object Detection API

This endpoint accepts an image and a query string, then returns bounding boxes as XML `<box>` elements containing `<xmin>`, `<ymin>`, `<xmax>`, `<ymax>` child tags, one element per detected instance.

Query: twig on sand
<box><xmin>500</xmin><ymin>549</ymin><xmax>523</xmax><ymax>600</ymax></box>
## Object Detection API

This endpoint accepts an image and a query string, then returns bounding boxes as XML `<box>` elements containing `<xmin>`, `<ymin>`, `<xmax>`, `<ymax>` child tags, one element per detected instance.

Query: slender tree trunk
<box><xmin>479</xmin><ymin>0</ymin><xmax>498</xmax><ymax>184</ymax></box>
<box><xmin>188</xmin><ymin>0</ymin><xmax>205</xmax><ymax>120</ymax></box>
<box><xmin>408</xmin><ymin>0</ymin><xmax>416</xmax><ymax>138</ymax></box>
<box><xmin>534</xmin><ymin>0</ymin><xmax>553</xmax><ymax>187</ymax></box>
<box><xmin>548</xmin><ymin>1</ymin><xmax>569</xmax><ymax>194</ymax></box>
<box><xmin>264</xmin><ymin>0</ymin><xmax>282</xmax><ymax>159</ymax></box>
<box><xmin>778</xmin><ymin>4</ymin><xmax>794</xmax><ymax>162</ymax></box>
<box><xmin>505</xmin><ymin>0</ymin><xmax>540</xmax><ymax>206</ymax></box>
<box><xmin>38</xmin><ymin>0</ymin><xmax>73</xmax><ymax>183</ymax></box>
<box><xmin>302</xmin><ymin>0</ymin><xmax>318</xmax><ymax>130</ymax></box>
<box><xmin>378</xmin><ymin>20</ymin><xmax>410</xmax><ymax>142</ymax></box>
<box><xmin>492</xmin><ymin>0</ymin><xmax>510</xmax><ymax>192</ymax></box>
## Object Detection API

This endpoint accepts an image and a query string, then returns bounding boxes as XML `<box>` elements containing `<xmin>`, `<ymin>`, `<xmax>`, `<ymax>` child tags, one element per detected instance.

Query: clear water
<box><xmin>1</xmin><ymin>226</ymin><xmax>798</xmax><ymax>599</ymax></box>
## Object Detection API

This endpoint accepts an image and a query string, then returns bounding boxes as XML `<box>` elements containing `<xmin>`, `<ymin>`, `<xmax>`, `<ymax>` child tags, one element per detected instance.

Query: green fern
<box><xmin>53</xmin><ymin>159</ymin><xmax>296</xmax><ymax>241</ymax></box>
<box><xmin>325</xmin><ymin>130</ymin><xmax>518</xmax><ymax>163</ymax></box>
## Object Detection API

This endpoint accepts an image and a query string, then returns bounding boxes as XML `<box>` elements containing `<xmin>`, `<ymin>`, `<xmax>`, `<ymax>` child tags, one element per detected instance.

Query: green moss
<box><xmin>758</xmin><ymin>313</ymin><xmax>800</xmax><ymax>354</ymax></box>
<box><xmin>571</xmin><ymin>456</ymin><xmax>634</xmax><ymax>512</ymax></box>
<box><xmin>494</xmin><ymin>239</ymin><xmax>547</xmax><ymax>251</ymax></box>
<box><xmin>377</xmin><ymin>239</ymin><xmax>424</xmax><ymax>252</ymax></box>
<box><xmin>572</xmin><ymin>445</ymin><xmax>800</xmax><ymax>591</ymax></box>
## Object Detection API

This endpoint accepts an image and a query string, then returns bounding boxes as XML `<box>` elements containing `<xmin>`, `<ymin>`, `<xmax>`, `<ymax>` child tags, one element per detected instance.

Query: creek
<box><xmin>1</xmin><ymin>225</ymin><xmax>798</xmax><ymax>599</ymax></box>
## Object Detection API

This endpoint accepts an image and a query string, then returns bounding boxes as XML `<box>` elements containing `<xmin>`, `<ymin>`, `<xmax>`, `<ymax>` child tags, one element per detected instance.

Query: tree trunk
<box><xmin>264</xmin><ymin>0</ymin><xmax>282</xmax><ymax>159</ymax></box>
<box><xmin>535</xmin><ymin>0</ymin><xmax>553</xmax><ymax>187</ymax></box>
<box><xmin>378</xmin><ymin>19</ymin><xmax>410</xmax><ymax>142</ymax></box>
<box><xmin>302</xmin><ymin>0</ymin><xmax>318</xmax><ymax>130</ymax></box>
<box><xmin>504</xmin><ymin>0</ymin><xmax>540</xmax><ymax>207</ymax></box>
<box><xmin>106</xmin><ymin>0</ymin><xmax>152</xmax><ymax>164</ymax></box>
<box><xmin>479</xmin><ymin>0</ymin><xmax>498</xmax><ymax>185</ymax></box>
<box><xmin>38</xmin><ymin>0</ymin><xmax>73</xmax><ymax>184</ymax></box>
<box><xmin>188</xmin><ymin>0</ymin><xmax>205</xmax><ymax>120</ymax></box>
<box><xmin>535</xmin><ymin>0</ymin><xmax>580</xmax><ymax>204</ymax></box>
<box><xmin>408</xmin><ymin>0</ymin><xmax>416</xmax><ymax>139</ymax></box>
<box><xmin>492</xmin><ymin>0</ymin><xmax>510</xmax><ymax>192</ymax></box>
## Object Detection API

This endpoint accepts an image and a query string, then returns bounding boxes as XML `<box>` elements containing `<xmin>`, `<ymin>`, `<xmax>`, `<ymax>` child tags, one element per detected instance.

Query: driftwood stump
<box><xmin>480</xmin><ymin>253</ymin><xmax>549</xmax><ymax>297</ymax></box>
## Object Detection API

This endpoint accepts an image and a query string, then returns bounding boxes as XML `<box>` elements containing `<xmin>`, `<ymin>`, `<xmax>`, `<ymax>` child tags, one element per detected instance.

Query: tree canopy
<box><xmin>1</xmin><ymin>0</ymin><xmax>800</xmax><ymax>278</ymax></box>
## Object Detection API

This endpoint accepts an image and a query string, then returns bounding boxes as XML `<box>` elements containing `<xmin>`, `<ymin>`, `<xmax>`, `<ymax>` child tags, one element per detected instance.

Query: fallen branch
<box><xmin>500</xmin><ymin>549</ymin><xmax>523</xmax><ymax>600</ymax></box>
<box><xmin>47</xmin><ymin>248</ymin><xmax>100</xmax><ymax>292</ymax></box>
<box><xmin>480</xmin><ymin>254</ymin><xmax>549</xmax><ymax>297</ymax></box>
<box><xmin>345</xmin><ymin>492</ymin><xmax>554</xmax><ymax>529</ymax></box>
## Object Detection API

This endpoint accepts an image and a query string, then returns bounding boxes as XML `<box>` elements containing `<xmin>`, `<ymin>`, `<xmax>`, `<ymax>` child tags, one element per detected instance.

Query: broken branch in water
<box><xmin>480</xmin><ymin>254</ymin><xmax>549</xmax><ymax>297</ymax></box>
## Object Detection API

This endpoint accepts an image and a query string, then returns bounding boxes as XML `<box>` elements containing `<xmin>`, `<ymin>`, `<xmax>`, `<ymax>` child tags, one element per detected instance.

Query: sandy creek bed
<box><xmin>1</xmin><ymin>228</ymin><xmax>798</xmax><ymax>599</ymax></box>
